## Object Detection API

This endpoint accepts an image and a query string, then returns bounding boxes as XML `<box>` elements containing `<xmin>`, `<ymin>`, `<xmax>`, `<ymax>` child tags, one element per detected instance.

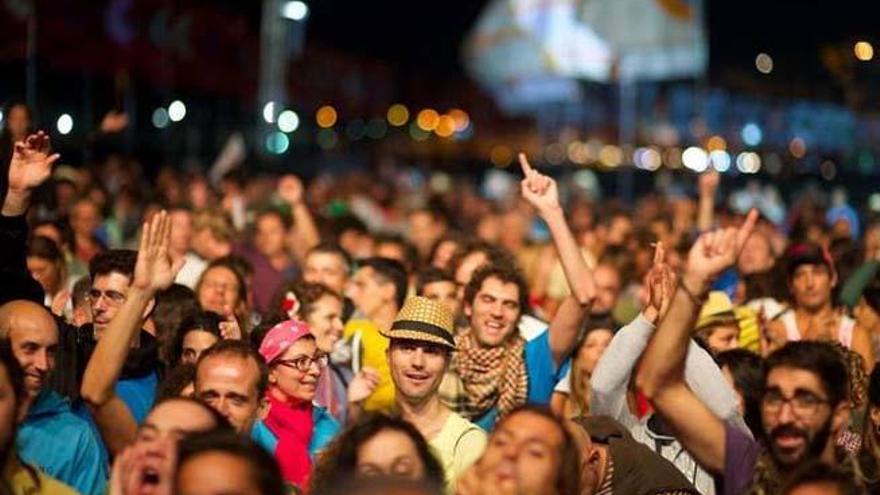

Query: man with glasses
<box><xmin>637</xmin><ymin>210</ymin><xmax>855</xmax><ymax>494</ymax></box>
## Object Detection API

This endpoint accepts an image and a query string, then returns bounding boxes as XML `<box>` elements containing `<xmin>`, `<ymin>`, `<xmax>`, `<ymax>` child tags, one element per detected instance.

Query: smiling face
<box><xmin>305</xmin><ymin>295</ymin><xmax>344</xmax><ymax>354</ymax></box>
<box><xmin>465</xmin><ymin>276</ymin><xmax>521</xmax><ymax>348</ymax></box>
<box><xmin>195</xmin><ymin>355</ymin><xmax>262</xmax><ymax>434</ymax></box>
<box><xmin>1</xmin><ymin>302</ymin><xmax>58</xmax><ymax>398</ymax></box>
<box><xmin>387</xmin><ymin>340</ymin><xmax>449</xmax><ymax>404</ymax></box>
<box><xmin>268</xmin><ymin>337</ymin><xmax>321</xmax><ymax>403</ymax></box>
<box><xmin>761</xmin><ymin>366</ymin><xmax>844</xmax><ymax>468</ymax></box>
<box><xmin>197</xmin><ymin>266</ymin><xmax>241</xmax><ymax>315</ymax></box>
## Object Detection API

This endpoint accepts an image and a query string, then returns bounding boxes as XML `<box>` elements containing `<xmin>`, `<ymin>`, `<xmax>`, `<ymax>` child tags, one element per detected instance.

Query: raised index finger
<box><xmin>518</xmin><ymin>152</ymin><xmax>533</xmax><ymax>176</ymax></box>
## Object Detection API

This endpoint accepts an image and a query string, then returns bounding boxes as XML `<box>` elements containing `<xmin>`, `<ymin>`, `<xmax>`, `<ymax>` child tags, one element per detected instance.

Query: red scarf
<box><xmin>264</xmin><ymin>392</ymin><xmax>314</xmax><ymax>489</ymax></box>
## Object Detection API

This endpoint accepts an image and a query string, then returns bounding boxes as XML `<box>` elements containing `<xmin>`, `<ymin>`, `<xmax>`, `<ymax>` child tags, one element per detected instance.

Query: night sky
<box><xmin>303</xmin><ymin>0</ymin><xmax>880</xmax><ymax>92</ymax></box>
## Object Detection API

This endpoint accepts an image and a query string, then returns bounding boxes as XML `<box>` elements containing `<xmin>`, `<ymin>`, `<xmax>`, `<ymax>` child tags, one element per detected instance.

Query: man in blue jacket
<box><xmin>0</xmin><ymin>299</ymin><xmax>107</xmax><ymax>495</ymax></box>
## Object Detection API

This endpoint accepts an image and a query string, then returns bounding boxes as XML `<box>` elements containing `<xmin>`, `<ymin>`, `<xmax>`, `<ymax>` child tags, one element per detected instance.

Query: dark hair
<box><xmin>464</xmin><ymin>263</ymin><xmax>530</xmax><ymax>319</ymax></box>
<box><xmin>196</xmin><ymin>340</ymin><xmax>268</xmax><ymax>399</ymax></box>
<box><xmin>415</xmin><ymin>267</ymin><xmax>454</xmax><ymax>296</ymax></box>
<box><xmin>71</xmin><ymin>277</ymin><xmax>92</xmax><ymax>308</ymax></box>
<box><xmin>153</xmin><ymin>284</ymin><xmax>201</xmax><ymax>365</ymax></box>
<box><xmin>784</xmin><ymin>242</ymin><xmax>834</xmax><ymax>281</ymax></box>
<box><xmin>196</xmin><ymin>257</ymin><xmax>249</xmax><ymax>307</ymax></box>
<box><xmin>308</xmin><ymin>242</ymin><xmax>353</xmax><ymax>272</ymax></box>
<box><xmin>26</xmin><ymin>236</ymin><xmax>64</xmax><ymax>264</ymax></box>
<box><xmin>870</xmin><ymin>366</ymin><xmax>880</xmax><ymax>407</ymax></box>
<box><xmin>248</xmin><ymin>317</ymin><xmax>283</xmax><ymax>353</ymax></box>
<box><xmin>765</xmin><ymin>341</ymin><xmax>848</xmax><ymax>407</ymax></box>
<box><xmin>152</xmin><ymin>396</ymin><xmax>233</xmax><ymax>432</ymax></box>
<box><xmin>89</xmin><ymin>249</ymin><xmax>137</xmax><ymax>280</ymax></box>
<box><xmin>269</xmin><ymin>281</ymin><xmax>341</xmax><ymax>323</ymax></box>
<box><xmin>255</xmin><ymin>208</ymin><xmax>292</xmax><ymax>230</ymax></box>
<box><xmin>495</xmin><ymin>405</ymin><xmax>581</xmax><ymax>495</ymax></box>
<box><xmin>172</xmin><ymin>311</ymin><xmax>224</xmax><ymax>366</ymax></box>
<box><xmin>309</xmin><ymin>414</ymin><xmax>445</xmax><ymax>495</ymax></box>
<box><xmin>357</xmin><ymin>258</ymin><xmax>409</xmax><ymax>310</ymax></box>
<box><xmin>157</xmin><ymin>364</ymin><xmax>197</xmax><ymax>402</ymax></box>
<box><xmin>176</xmin><ymin>430</ymin><xmax>286</xmax><ymax>495</ymax></box>
<box><xmin>716</xmin><ymin>349</ymin><xmax>765</xmax><ymax>439</ymax></box>
<box><xmin>448</xmin><ymin>240</ymin><xmax>516</xmax><ymax>281</ymax></box>
<box><xmin>743</xmin><ymin>265</ymin><xmax>788</xmax><ymax>303</ymax></box>
<box><xmin>427</xmin><ymin>231</ymin><xmax>465</xmax><ymax>268</ymax></box>
<box><xmin>782</xmin><ymin>459</ymin><xmax>866</xmax><ymax>495</ymax></box>
<box><xmin>332</xmin><ymin>215</ymin><xmax>368</xmax><ymax>238</ymax></box>
<box><xmin>373</xmin><ymin>234</ymin><xmax>419</xmax><ymax>274</ymax></box>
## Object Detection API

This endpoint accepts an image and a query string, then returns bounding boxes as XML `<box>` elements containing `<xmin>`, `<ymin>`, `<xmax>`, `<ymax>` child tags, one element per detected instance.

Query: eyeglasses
<box><xmin>762</xmin><ymin>389</ymin><xmax>830</xmax><ymax>418</ymax></box>
<box><xmin>275</xmin><ymin>353</ymin><xmax>329</xmax><ymax>373</ymax></box>
<box><xmin>86</xmin><ymin>289</ymin><xmax>127</xmax><ymax>305</ymax></box>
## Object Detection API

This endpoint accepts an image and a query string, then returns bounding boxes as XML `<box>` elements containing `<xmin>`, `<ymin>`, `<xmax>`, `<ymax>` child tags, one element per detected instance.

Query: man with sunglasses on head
<box><xmin>637</xmin><ymin>210</ymin><xmax>856</xmax><ymax>494</ymax></box>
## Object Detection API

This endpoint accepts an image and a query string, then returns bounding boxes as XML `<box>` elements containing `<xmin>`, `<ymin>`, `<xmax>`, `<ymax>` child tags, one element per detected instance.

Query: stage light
<box><xmin>278</xmin><ymin>110</ymin><xmax>300</xmax><ymax>133</ymax></box>
<box><xmin>435</xmin><ymin>115</ymin><xmax>456</xmax><ymax>138</ymax></box>
<box><xmin>265</xmin><ymin>131</ymin><xmax>289</xmax><ymax>154</ymax></box>
<box><xmin>316</xmin><ymin>105</ymin><xmax>337</xmax><ymax>128</ymax></box>
<box><xmin>262</xmin><ymin>102</ymin><xmax>275</xmax><ymax>124</ymax></box>
<box><xmin>490</xmin><ymin>145</ymin><xmax>513</xmax><ymax>167</ymax></box>
<box><xmin>709</xmin><ymin>150</ymin><xmax>731</xmax><ymax>172</ymax></box>
<box><xmin>682</xmin><ymin>146</ymin><xmax>708</xmax><ymax>172</ymax></box>
<box><xmin>448</xmin><ymin>109</ymin><xmax>470</xmax><ymax>132</ymax></box>
<box><xmin>168</xmin><ymin>100</ymin><xmax>186</xmax><ymax>122</ymax></box>
<box><xmin>855</xmin><ymin>41</ymin><xmax>874</xmax><ymax>61</ymax></box>
<box><xmin>789</xmin><ymin>137</ymin><xmax>806</xmax><ymax>158</ymax></box>
<box><xmin>755</xmin><ymin>53</ymin><xmax>773</xmax><ymax>74</ymax></box>
<box><xmin>152</xmin><ymin>108</ymin><xmax>169</xmax><ymax>129</ymax></box>
<box><xmin>56</xmin><ymin>114</ymin><xmax>73</xmax><ymax>135</ymax></box>
<box><xmin>282</xmin><ymin>1</ymin><xmax>309</xmax><ymax>21</ymax></box>
<box><xmin>741</xmin><ymin>123</ymin><xmax>762</xmax><ymax>146</ymax></box>
<box><xmin>416</xmin><ymin>109</ymin><xmax>440</xmax><ymax>131</ymax></box>
<box><xmin>387</xmin><ymin>104</ymin><xmax>409</xmax><ymax>127</ymax></box>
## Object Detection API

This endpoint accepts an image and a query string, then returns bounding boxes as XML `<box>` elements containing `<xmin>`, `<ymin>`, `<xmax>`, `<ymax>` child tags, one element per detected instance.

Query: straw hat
<box><xmin>380</xmin><ymin>296</ymin><xmax>455</xmax><ymax>349</ymax></box>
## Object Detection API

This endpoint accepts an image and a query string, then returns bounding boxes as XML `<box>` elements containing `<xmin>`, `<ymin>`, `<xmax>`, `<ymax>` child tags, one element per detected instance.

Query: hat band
<box><xmin>390</xmin><ymin>320</ymin><xmax>455</xmax><ymax>347</ymax></box>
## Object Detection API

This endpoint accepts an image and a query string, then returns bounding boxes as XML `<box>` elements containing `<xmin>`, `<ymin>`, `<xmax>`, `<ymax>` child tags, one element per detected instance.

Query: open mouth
<box><xmin>142</xmin><ymin>468</ymin><xmax>160</xmax><ymax>486</ymax></box>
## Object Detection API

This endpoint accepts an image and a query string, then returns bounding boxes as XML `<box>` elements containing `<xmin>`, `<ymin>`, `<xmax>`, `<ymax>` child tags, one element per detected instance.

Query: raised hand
<box><xmin>644</xmin><ymin>242</ymin><xmax>677</xmax><ymax>324</ymax></box>
<box><xmin>132</xmin><ymin>211</ymin><xmax>185</xmax><ymax>294</ymax></box>
<box><xmin>278</xmin><ymin>174</ymin><xmax>305</xmax><ymax>205</ymax></box>
<box><xmin>698</xmin><ymin>170</ymin><xmax>720</xmax><ymax>197</ymax></box>
<box><xmin>518</xmin><ymin>153</ymin><xmax>561</xmax><ymax>216</ymax></box>
<box><xmin>8</xmin><ymin>131</ymin><xmax>60</xmax><ymax>193</ymax></box>
<box><xmin>684</xmin><ymin>209</ymin><xmax>759</xmax><ymax>293</ymax></box>
<box><xmin>100</xmin><ymin>111</ymin><xmax>130</xmax><ymax>134</ymax></box>
<box><xmin>219</xmin><ymin>305</ymin><xmax>242</xmax><ymax>340</ymax></box>
<box><xmin>347</xmin><ymin>366</ymin><xmax>380</xmax><ymax>404</ymax></box>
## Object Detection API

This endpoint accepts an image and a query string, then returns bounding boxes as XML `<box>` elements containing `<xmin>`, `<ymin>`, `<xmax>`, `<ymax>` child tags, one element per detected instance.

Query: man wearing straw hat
<box><xmin>383</xmin><ymin>296</ymin><xmax>487</xmax><ymax>492</ymax></box>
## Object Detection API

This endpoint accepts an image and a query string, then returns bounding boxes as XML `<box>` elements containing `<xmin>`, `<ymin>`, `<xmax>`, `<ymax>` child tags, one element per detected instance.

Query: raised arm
<box><xmin>0</xmin><ymin>132</ymin><xmax>60</xmax><ymax>305</ymax></box>
<box><xmin>278</xmin><ymin>175</ymin><xmax>320</xmax><ymax>262</ymax></box>
<box><xmin>80</xmin><ymin>211</ymin><xmax>183</xmax><ymax>455</ymax></box>
<box><xmin>518</xmin><ymin>153</ymin><xmax>594</xmax><ymax>365</ymax></box>
<box><xmin>592</xmin><ymin>243</ymin><xmax>675</xmax><ymax>424</ymax></box>
<box><xmin>636</xmin><ymin>209</ymin><xmax>757</xmax><ymax>473</ymax></box>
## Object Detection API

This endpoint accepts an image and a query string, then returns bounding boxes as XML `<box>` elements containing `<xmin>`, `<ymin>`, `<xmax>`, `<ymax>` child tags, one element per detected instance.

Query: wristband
<box><xmin>679</xmin><ymin>280</ymin><xmax>707</xmax><ymax>307</ymax></box>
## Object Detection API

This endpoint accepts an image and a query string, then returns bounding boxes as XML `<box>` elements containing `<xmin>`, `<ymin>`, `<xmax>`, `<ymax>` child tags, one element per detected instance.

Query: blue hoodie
<box><xmin>17</xmin><ymin>390</ymin><xmax>108</xmax><ymax>495</ymax></box>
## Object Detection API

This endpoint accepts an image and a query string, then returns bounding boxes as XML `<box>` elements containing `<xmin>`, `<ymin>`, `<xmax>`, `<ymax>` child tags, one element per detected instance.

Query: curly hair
<box><xmin>308</xmin><ymin>414</ymin><xmax>445</xmax><ymax>495</ymax></box>
<box><xmin>463</xmin><ymin>263</ymin><xmax>530</xmax><ymax>319</ymax></box>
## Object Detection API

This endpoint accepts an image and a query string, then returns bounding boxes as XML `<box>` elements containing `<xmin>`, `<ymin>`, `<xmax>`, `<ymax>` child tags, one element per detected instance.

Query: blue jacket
<box><xmin>17</xmin><ymin>390</ymin><xmax>108</xmax><ymax>495</ymax></box>
<box><xmin>251</xmin><ymin>405</ymin><xmax>340</xmax><ymax>458</ymax></box>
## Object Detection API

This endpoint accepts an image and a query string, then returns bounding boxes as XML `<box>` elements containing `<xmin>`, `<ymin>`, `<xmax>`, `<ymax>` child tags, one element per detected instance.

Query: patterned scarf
<box><xmin>745</xmin><ymin>450</ymin><xmax>858</xmax><ymax>495</ymax></box>
<box><xmin>452</xmin><ymin>329</ymin><xmax>528</xmax><ymax>420</ymax></box>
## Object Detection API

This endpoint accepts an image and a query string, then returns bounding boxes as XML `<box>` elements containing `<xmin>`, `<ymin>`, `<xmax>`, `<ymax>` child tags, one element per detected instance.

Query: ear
<box><xmin>463</xmin><ymin>301</ymin><xmax>472</xmax><ymax>319</ymax></box>
<box><xmin>268</xmin><ymin>367</ymin><xmax>278</xmax><ymax>385</ymax></box>
<box><xmin>380</xmin><ymin>281</ymin><xmax>395</xmax><ymax>304</ymax></box>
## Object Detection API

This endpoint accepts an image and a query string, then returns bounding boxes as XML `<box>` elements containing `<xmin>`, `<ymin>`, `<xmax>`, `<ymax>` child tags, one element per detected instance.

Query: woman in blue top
<box><xmin>255</xmin><ymin>319</ymin><xmax>340</xmax><ymax>490</ymax></box>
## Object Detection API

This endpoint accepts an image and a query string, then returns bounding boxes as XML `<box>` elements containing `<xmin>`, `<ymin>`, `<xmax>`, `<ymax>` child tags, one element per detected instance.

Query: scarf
<box><xmin>452</xmin><ymin>329</ymin><xmax>528</xmax><ymax>420</ymax></box>
<box><xmin>745</xmin><ymin>450</ymin><xmax>858</xmax><ymax>495</ymax></box>
<box><xmin>264</xmin><ymin>393</ymin><xmax>314</xmax><ymax>489</ymax></box>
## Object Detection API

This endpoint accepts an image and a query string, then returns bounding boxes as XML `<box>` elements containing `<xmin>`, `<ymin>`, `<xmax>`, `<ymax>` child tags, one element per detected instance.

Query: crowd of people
<box><xmin>2</xmin><ymin>101</ymin><xmax>880</xmax><ymax>494</ymax></box>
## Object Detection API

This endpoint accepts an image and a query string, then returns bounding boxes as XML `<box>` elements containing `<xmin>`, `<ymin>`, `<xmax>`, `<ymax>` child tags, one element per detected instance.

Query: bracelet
<box><xmin>679</xmin><ymin>280</ymin><xmax>707</xmax><ymax>307</ymax></box>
